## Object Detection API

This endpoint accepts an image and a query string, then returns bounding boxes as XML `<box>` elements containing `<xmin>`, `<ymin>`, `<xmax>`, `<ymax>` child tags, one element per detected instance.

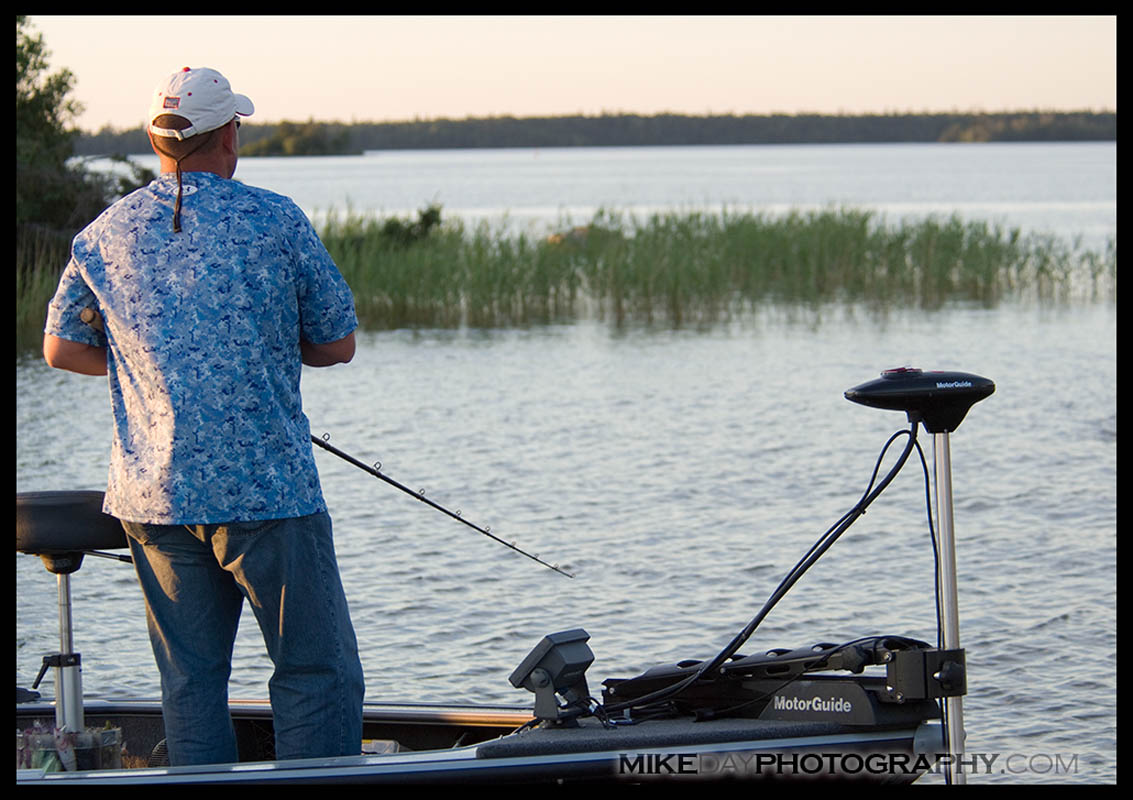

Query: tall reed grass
<box><xmin>16</xmin><ymin>225</ymin><xmax>74</xmax><ymax>351</ymax></box>
<box><xmin>322</xmin><ymin>206</ymin><xmax>1117</xmax><ymax>330</ymax></box>
<box><xmin>16</xmin><ymin>207</ymin><xmax>1117</xmax><ymax>352</ymax></box>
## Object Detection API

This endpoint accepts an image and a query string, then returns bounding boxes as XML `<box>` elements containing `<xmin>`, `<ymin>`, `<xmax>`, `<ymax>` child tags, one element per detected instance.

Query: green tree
<box><xmin>16</xmin><ymin>16</ymin><xmax>152</xmax><ymax>231</ymax></box>
<box><xmin>239</xmin><ymin>119</ymin><xmax>358</xmax><ymax>157</ymax></box>
<box><xmin>16</xmin><ymin>16</ymin><xmax>158</xmax><ymax>352</ymax></box>
<box><xmin>16</xmin><ymin>16</ymin><xmax>79</xmax><ymax>170</ymax></box>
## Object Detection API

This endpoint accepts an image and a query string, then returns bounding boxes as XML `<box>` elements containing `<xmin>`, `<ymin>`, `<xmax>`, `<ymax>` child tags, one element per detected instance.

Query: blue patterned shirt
<box><xmin>44</xmin><ymin>172</ymin><xmax>357</xmax><ymax>524</ymax></box>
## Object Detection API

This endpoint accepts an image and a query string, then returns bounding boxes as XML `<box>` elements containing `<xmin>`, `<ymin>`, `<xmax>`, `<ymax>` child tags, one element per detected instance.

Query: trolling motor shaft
<box><xmin>931</xmin><ymin>429</ymin><xmax>968</xmax><ymax>782</ymax></box>
<box><xmin>846</xmin><ymin>367</ymin><xmax>994</xmax><ymax>784</ymax></box>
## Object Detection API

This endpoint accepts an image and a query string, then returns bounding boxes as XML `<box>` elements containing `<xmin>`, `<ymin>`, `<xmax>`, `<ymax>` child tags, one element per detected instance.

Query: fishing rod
<box><xmin>311</xmin><ymin>433</ymin><xmax>574</xmax><ymax>579</ymax></box>
<box><xmin>74</xmin><ymin>308</ymin><xmax>571</xmax><ymax>577</ymax></box>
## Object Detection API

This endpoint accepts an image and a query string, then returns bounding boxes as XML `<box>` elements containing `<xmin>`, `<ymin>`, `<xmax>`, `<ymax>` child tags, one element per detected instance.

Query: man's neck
<box><xmin>158</xmin><ymin>160</ymin><xmax>230</xmax><ymax>178</ymax></box>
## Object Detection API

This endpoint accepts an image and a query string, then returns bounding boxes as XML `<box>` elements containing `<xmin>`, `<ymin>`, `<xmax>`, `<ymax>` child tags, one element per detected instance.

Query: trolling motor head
<box><xmin>844</xmin><ymin>367</ymin><xmax>995</xmax><ymax>433</ymax></box>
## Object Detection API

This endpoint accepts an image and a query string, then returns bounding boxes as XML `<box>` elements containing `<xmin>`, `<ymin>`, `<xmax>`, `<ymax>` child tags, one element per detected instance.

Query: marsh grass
<box><xmin>16</xmin><ymin>207</ymin><xmax>1116</xmax><ymax>351</ymax></box>
<box><xmin>16</xmin><ymin>225</ymin><xmax>73</xmax><ymax>349</ymax></box>
<box><xmin>324</xmin><ymin>206</ymin><xmax>1116</xmax><ymax>330</ymax></box>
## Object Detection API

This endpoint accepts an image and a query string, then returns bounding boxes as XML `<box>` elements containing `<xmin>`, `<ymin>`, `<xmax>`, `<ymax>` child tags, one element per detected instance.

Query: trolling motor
<box><xmin>518</xmin><ymin>367</ymin><xmax>993</xmax><ymax>783</ymax></box>
<box><xmin>845</xmin><ymin>366</ymin><xmax>994</xmax><ymax>784</ymax></box>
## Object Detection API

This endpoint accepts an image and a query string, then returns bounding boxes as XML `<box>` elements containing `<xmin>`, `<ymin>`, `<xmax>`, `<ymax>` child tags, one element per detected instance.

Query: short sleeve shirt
<box><xmin>44</xmin><ymin>172</ymin><xmax>357</xmax><ymax>524</ymax></box>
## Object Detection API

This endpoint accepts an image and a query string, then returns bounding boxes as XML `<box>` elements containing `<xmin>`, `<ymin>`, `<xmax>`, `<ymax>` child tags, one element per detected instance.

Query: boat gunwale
<box><xmin>17</xmin><ymin>697</ymin><xmax>536</xmax><ymax>728</ymax></box>
<box><xmin>16</xmin><ymin>723</ymin><xmax>935</xmax><ymax>784</ymax></box>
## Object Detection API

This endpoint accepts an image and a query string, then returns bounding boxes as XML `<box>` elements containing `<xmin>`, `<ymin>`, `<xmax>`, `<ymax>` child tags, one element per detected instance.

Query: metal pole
<box><xmin>933</xmin><ymin>431</ymin><xmax>966</xmax><ymax>784</ymax></box>
<box><xmin>55</xmin><ymin>572</ymin><xmax>84</xmax><ymax>732</ymax></box>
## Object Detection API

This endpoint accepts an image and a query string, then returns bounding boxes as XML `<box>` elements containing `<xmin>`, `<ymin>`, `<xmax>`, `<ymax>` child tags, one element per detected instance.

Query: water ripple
<box><xmin>17</xmin><ymin>305</ymin><xmax>1115</xmax><ymax>783</ymax></box>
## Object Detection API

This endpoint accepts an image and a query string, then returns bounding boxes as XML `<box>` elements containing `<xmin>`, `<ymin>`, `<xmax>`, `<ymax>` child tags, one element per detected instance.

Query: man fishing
<box><xmin>42</xmin><ymin>66</ymin><xmax>365</xmax><ymax>766</ymax></box>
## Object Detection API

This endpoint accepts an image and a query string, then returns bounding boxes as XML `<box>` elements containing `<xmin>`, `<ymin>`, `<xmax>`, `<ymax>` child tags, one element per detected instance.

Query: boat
<box><xmin>16</xmin><ymin>368</ymin><xmax>994</xmax><ymax>784</ymax></box>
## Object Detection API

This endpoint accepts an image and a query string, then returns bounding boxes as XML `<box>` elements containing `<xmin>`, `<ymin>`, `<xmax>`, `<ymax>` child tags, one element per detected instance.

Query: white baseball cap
<box><xmin>148</xmin><ymin>67</ymin><xmax>254</xmax><ymax>140</ymax></box>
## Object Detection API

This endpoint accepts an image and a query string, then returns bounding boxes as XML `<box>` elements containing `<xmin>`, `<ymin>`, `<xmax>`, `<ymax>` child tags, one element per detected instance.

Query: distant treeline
<box><xmin>74</xmin><ymin>110</ymin><xmax>1116</xmax><ymax>157</ymax></box>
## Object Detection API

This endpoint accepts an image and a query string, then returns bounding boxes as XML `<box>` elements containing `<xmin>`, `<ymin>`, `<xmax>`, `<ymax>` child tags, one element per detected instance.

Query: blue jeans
<box><xmin>122</xmin><ymin>512</ymin><xmax>364</xmax><ymax>766</ymax></box>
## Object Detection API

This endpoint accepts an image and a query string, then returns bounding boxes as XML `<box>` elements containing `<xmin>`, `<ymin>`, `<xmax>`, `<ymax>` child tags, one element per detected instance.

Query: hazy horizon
<box><xmin>27</xmin><ymin>15</ymin><xmax>1117</xmax><ymax>133</ymax></box>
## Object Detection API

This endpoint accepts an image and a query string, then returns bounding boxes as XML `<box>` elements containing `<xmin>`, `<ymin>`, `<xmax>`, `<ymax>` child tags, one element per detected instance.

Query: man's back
<box><xmin>45</xmin><ymin>171</ymin><xmax>357</xmax><ymax>524</ymax></box>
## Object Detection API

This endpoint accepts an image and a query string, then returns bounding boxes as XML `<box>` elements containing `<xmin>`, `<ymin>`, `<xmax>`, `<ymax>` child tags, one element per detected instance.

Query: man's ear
<box><xmin>220</xmin><ymin>120</ymin><xmax>239</xmax><ymax>155</ymax></box>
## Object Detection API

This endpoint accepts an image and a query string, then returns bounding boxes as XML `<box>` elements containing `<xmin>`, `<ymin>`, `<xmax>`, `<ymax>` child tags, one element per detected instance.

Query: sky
<box><xmin>27</xmin><ymin>15</ymin><xmax>1117</xmax><ymax>132</ymax></box>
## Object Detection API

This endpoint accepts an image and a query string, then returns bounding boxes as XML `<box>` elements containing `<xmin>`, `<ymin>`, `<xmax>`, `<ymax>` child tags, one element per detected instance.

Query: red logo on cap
<box><xmin>163</xmin><ymin>97</ymin><xmax>180</xmax><ymax>109</ymax></box>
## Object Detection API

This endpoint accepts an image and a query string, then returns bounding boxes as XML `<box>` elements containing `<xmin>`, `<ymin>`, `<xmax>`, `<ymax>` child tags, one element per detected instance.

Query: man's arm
<box><xmin>43</xmin><ymin>333</ymin><xmax>109</xmax><ymax>376</ymax></box>
<box><xmin>46</xmin><ymin>327</ymin><xmax>352</xmax><ymax>372</ymax></box>
<box><xmin>300</xmin><ymin>331</ymin><xmax>355</xmax><ymax>367</ymax></box>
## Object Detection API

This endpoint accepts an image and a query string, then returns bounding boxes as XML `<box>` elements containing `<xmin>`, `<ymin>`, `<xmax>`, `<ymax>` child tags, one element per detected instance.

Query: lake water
<box><xmin>18</xmin><ymin>143</ymin><xmax>1116</xmax><ymax>783</ymax></box>
<box><xmin>109</xmin><ymin>141</ymin><xmax>1116</xmax><ymax>249</ymax></box>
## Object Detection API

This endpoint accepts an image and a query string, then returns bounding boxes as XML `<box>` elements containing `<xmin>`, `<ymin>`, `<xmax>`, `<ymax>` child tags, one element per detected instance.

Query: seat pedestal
<box><xmin>18</xmin><ymin>491</ymin><xmax>128</xmax><ymax>732</ymax></box>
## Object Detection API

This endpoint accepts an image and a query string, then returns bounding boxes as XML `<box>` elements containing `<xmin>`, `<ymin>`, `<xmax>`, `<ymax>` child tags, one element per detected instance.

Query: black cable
<box><xmin>604</xmin><ymin>422</ymin><xmax>921</xmax><ymax>715</ymax></box>
<box><xmin>727</xmin><ymin>428</ymin><xmax>917</xmax><ymax>655</ymax></box>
